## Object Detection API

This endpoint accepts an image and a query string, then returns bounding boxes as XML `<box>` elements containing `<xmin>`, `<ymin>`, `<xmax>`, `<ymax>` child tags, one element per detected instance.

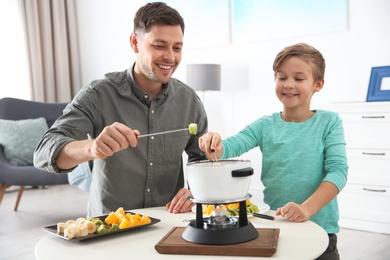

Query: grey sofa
<box><xmin>0</xmin><ymin>97</ymin><xmax>69</xmax><ymax>211</ymax></box>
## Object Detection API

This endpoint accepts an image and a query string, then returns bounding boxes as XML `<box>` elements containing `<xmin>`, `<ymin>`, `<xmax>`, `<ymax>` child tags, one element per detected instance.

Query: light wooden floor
<box><xmin>0</xmin><ymin>185</ymin><xmax>389</xmax><ymax>260</ymax></box>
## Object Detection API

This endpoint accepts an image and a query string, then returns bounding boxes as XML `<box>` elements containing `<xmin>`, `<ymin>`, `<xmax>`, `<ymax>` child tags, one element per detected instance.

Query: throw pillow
<box><xmin>0</xmin><ymin>117</ymin><xmax>48</xmax><ymax>166</ymax></box>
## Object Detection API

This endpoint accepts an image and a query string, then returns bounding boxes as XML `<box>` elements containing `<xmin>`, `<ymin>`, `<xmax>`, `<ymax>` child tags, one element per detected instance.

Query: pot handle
<box><xmin>231</xmin><ymin>167</ymin><xmax>254</xmax><ymax>177</ymax></box>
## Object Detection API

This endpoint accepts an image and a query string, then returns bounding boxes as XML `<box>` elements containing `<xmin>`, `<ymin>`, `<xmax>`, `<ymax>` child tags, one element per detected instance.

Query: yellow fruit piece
<box><xmin>105</xmin><ymin>212</ymin><xmax>119</xmax><ymax>225</ymax></box>
<box><xmin>226</xmin><ymin>203</ymin><xmax>239</xmax><ymax>210</ymax></box>
<box><xmin>188</xmin><ymin>123</ymin><xmax>197</xmax><ymax>135</ymax></box>
<box><xmin>204</xmin><ymin>205</ymin><xmax>213</xmax><ymax>215</ymax></box>
<box><xmin>246</xmin><ymin>199</ymin><xmax>251</xmax><ymax>205</ymax></box>
<box><xmin>139</xmin><ymin>215</ymin><xmax>151</xmax><ymax>225</ymax></box>
<box><xmin>115</xmin><ymin>207</ymin><xmax>125</xmax><ymax>216</ymax></box>
<box><xmin>116</xmin><ymin>213</ymin><xmax>125</xmax><ymax>224</ymax></box>
<box><xmin>110</xmin><ymin>207</ymin><xmax>152</xmax><ymax>228</ymax></box>
<box><xmin>119</xmin><ymin>218</ymin><xmax>133</xmax><ymax>229</ymax></box>
<box><xmin>133</xmin><ymin>213</ymin><xmax>142</xmax><ymax>221</ymax></box>
<box><xmin>130</xmin><ymin>215</ymin><xmax>140</xmax><ymax>225</ymax></box>
<box><xmin>125</xmin><ymin>212</ymin><xmax>132</xmax><ymax>221</ymax></box>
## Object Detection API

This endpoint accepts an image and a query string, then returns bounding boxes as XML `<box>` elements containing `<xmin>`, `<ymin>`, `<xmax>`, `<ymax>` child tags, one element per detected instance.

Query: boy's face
<box><xmin>274</xmin><ymin>56</ymin><xmax>323</xmax><ymax>110</ymax></box>
<box><xmin>131</xmin><ymin>24</ymin><xmax>183</xmax><ymax>87</ymax></box>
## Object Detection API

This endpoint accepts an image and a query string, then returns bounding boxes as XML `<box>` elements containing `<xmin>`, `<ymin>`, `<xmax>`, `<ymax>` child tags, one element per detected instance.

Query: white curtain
<box><xmin>18</xmin><ymin>0</ymin><xmax>81</xmax><ymax>102</ymax></box>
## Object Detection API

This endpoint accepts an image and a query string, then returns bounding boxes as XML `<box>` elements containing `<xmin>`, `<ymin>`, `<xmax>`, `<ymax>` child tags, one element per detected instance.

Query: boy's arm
<box><xmin>276</xmin><ymin>181</ymin><xmax>339</xmax><ymax>222</ymax></box>
<box><xmin>302</xmin><ymin>181</ymin><xmax>339</xmax><ymax>216</ymax></box>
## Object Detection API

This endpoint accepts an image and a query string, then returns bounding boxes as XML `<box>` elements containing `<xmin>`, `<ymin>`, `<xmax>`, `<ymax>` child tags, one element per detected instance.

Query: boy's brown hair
<box><xmin>273</xmin><ymin>43</ymin><xmax>326</xmax><ymax>82</ymax></box>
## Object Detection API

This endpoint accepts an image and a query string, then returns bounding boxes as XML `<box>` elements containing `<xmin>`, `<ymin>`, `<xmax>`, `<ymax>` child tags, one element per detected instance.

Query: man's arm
<box><xmin>56</xmin><ymin>122</ymin><xmax>140</xmax><ymax>170</ymax></box>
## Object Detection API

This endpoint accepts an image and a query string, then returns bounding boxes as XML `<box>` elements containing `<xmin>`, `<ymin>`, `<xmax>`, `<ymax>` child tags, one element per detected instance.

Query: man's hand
<box><xmin>91</xmin><ymin>122</ymin><xmax>140</xmax><ymax>159</ymax></box>
<box><xmin>56</xmin><ymin>122</ymin><xmax>140</xmax><ymax>170</ymax></box>
<box><xmin>166</xmin><ymin>188</ymin><xmax>194</xmax><ymax>214</ymax></box>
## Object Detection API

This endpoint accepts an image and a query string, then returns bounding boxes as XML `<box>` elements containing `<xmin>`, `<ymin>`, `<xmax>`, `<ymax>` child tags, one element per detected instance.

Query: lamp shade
<box><xmin>186</xmin><ymin>64</ymin><xmax>221</xmax><ymax>91</ymax></box>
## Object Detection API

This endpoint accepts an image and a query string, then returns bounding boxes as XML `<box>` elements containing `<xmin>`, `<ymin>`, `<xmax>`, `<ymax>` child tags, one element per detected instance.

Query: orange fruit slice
<box><xmin>116</xmin><ymin>213</ymin><xmax>125</xmax><ymax>223</ymax></box>
<box><xmin>125</xmin><ymin>212</ymin><xmax>132</xmax><ymax>221</ymax></box>
<box><xmin>226</xmin><ymin>203</ymin><xmax>239</xmax><ymax>210</ymax></box>
<box><xmin>139</xmin><ymin>215</ymin><xmax>151</xmax><ymax>225</ymax></box>
<box><xmin>115</xmin><ymin>207</ymin><xmax>125</xmax><ymax>216</ymax></box>
<box><xmin>204</xmin><ymin>205</ymin><xmax>213</xmax><ymax>215</ymax></box>
<box><xmin>130</xmin><ymin>215</ymin><xmax>140</xmax><ymax>225</ymax></box>
<box><xmin>105</xmin><ymin>212</ymin><xmax>119</xmax><ymax>225</ymax></box>
<box><xmin>133</xmin><ymin>213</ymin><xmax>142</xmax><ymax>221</ymax></box>
<box><xmin>119</xmin><ymin>218</ymin><xmax>133</xmax><ymax>229</ymax></box>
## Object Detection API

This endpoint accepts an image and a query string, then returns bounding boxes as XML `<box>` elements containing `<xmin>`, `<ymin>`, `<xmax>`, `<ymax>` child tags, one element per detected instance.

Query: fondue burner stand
<box><xmin>182</xmin><ymin>197</ymin><xmax>259</xmax><ymax>245</ymax></box>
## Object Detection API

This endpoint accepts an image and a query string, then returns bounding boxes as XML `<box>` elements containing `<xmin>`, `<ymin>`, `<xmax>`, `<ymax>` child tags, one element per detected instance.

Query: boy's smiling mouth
<box><xmin>283</xmin><ymin>93</ymin><xmax>298</xmax><ymax>97</ymax></box>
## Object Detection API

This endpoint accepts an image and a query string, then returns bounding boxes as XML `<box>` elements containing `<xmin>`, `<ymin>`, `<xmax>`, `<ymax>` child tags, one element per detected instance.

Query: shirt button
<box><xmin>147</xmin><ymin>188</ymin><xmax>151</xmax><ymax>192</ymax></box>
<box><xmin>151</xmin><ymin>110</ymin><xmax>154</xmax><ymax>113</ymax></box>
<box><xmin>151</xmin><ymin>136</ymin><xmax>154</xmax><ymax>140</ymax></box>
<box><xmin>149</xmin><ymin>162</ymin><xmax>153</xmax><ymax>166</ymax></box>
<box><xmin>144</xmin><ymin>94</ymin><xmax>148</xmax><ymax>99</ymax></box>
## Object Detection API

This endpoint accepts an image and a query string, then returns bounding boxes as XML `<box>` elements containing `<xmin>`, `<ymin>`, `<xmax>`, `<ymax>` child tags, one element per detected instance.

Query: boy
<box><xmin>199</xmin><ymin>43</ymin><xmax>348</xmax><ymax>259</ymax></box>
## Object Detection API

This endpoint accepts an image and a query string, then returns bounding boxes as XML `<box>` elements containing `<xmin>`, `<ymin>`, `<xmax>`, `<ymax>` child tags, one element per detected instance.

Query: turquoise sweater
<box><xmin>222</xmin><ymin>110</ymin><xmax>348</xmax><ymax>233</ymax></box>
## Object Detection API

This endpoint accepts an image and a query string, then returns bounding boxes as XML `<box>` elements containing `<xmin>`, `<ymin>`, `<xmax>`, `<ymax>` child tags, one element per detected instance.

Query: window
<box><xmin>0</xmin><ymin>0</ymin><xmax>30</xmax><ymax>100</ymax></box>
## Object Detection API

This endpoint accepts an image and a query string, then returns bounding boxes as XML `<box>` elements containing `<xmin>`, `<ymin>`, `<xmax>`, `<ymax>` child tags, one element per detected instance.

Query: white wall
<box><xmin>74</xmin><ymin>0</ymin><xmax>390</xmax><ymax>201</ymax></box>
<box><xmin>75</xmin><ymin>0</ymin><xmax>390</xmax><ymax>122</ymax></box>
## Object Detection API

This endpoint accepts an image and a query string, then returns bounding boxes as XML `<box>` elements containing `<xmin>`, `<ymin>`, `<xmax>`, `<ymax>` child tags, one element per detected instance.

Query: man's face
<box><xmin>133</xmin><ymin>24</ymin><xmax>183</xmax><ymax>85</ymax></box>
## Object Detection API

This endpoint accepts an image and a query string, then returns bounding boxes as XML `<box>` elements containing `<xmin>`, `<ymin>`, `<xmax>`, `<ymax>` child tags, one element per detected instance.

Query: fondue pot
<box><xmin>183</xmin><ymin>159</ymin><xmax>258</xmax><ymax>245</ymax></box>
<box><xmin>186</xmin><ymin>159</ymin><xmax>253</xmax><ymax>202</ymax></box>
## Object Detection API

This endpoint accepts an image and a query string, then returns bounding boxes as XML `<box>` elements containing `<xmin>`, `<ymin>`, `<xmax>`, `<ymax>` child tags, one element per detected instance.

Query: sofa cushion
<box><xmin>0</xmin><ymin>117</ymin><xmax>48</xmax><ymax>166</ymax></box>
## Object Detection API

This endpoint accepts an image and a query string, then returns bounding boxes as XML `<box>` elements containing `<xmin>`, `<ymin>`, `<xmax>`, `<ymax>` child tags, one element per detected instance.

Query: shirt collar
<box><xmin>126</xmin><ymin>64</ymin><xmax>170</xmax><ymax>106</ymax></box>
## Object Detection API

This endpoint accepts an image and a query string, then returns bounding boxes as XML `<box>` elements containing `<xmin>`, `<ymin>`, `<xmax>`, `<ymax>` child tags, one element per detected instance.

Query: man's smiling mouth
<box><xmin>158</xmin><ymin>64</ymin><xmax>173</xmax><ymax>70</ymax></box>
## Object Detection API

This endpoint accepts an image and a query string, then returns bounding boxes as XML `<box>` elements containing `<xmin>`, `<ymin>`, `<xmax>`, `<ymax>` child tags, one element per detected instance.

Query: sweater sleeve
<box><xmin>322</xmin><ymin>113</ymin><xmax>348</xmax><ymax>192</ymax></box>
<box><xmin>221</xmin><ymin>118</ymin><xmax>262</xmax><ymax>159</ymax></box>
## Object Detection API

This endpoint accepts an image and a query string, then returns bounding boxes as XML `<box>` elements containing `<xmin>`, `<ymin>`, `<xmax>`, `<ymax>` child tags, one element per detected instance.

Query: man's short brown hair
<box><xmin>133</xmin><ymin>2</ymin><xmax>185</xmax><ymax>35</ymax></box>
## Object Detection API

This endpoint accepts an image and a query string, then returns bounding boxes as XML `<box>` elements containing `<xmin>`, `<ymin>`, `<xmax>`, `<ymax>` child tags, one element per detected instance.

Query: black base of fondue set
<box><xmin>182</xmin><ymin>159</ymin><xmax>258</xmax><ymax>245</ymax></box>
<box><xmin>182</xmin><ymin>197</ymin><xmax>259</xmax><ymax>245</ymax></box>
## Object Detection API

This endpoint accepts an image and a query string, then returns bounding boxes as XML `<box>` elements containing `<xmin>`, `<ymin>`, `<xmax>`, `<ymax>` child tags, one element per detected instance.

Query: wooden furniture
<box><xmin>321</xmin><ymin>102</ymin><xmax>390</xmax><ymax>234</ymax></box>
<box><xmin>0</xmin><ymin>97</ymin><xmax>69</xmax><ymax>212</ymax></box>
<box><xmin>35</xmin><ymin>207</ymin><xmax>328</xmax><ymax>259</ymax></box>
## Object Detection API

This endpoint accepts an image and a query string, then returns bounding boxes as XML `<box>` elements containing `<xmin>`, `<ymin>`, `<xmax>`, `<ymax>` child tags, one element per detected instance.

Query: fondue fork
<box><xmin>138</xmin><ymin>123</ymin><xmax>197</xmax><ymax>138</ymax></box>
<box><xmin>253</xmin><ymin>213</ymin><xmax>275</xmax><ymax>221</ymax></box>
<box><xmin>137</xmin><ymin>128</ymin><xmax>189</xmax><ymax>138</ymax></box>
<box><xmin>211</xmin><ymin>149</ymin><xmax>218</xmax><ymax>162</ymax></box>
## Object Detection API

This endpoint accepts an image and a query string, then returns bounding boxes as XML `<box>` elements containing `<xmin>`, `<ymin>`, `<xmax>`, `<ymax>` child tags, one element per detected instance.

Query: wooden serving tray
<box><xmin>155</xmin><ymin>227</ymin><xmax>280</xmax><ymax>257</ymax></box>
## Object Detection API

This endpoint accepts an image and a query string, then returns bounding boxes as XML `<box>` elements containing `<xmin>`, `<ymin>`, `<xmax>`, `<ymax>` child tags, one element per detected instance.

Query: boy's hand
<box><xmin>276</xmin><ymin>202</ymin><xmax>311</xmax><ymax>222</ymax></box>
<box><xmin>198</xmin><ymin>132</ymin><xmax>223</xmax><ymax>160</ymax></box>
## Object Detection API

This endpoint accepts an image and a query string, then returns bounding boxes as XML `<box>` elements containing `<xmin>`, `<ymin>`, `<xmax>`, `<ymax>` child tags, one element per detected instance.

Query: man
<box><xmin>34</xmin><ymin>2</ymin><xmax>208</xmax><ymax>217</ymax></box>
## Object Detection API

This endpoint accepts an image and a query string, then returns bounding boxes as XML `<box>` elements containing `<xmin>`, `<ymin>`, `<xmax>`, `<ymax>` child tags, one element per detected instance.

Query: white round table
<box><xmin>35</xmin><ymin>207</ymin><xmax>328</xmax><ymax>260</ymax></box>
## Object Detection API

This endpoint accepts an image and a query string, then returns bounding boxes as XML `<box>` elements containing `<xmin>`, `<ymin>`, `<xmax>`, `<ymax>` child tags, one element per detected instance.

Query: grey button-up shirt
<box><xmin>34</xmin><ymin>66</ymin><xmax>208</xmax><ymax>216</ymax></box>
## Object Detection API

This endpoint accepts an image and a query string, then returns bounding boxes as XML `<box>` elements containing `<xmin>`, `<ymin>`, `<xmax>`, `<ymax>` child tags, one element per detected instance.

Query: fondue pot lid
<box><xmin>187</xmin><ymin>159</ymin><xmax>250</xmax><ymax>167</ymax></box>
